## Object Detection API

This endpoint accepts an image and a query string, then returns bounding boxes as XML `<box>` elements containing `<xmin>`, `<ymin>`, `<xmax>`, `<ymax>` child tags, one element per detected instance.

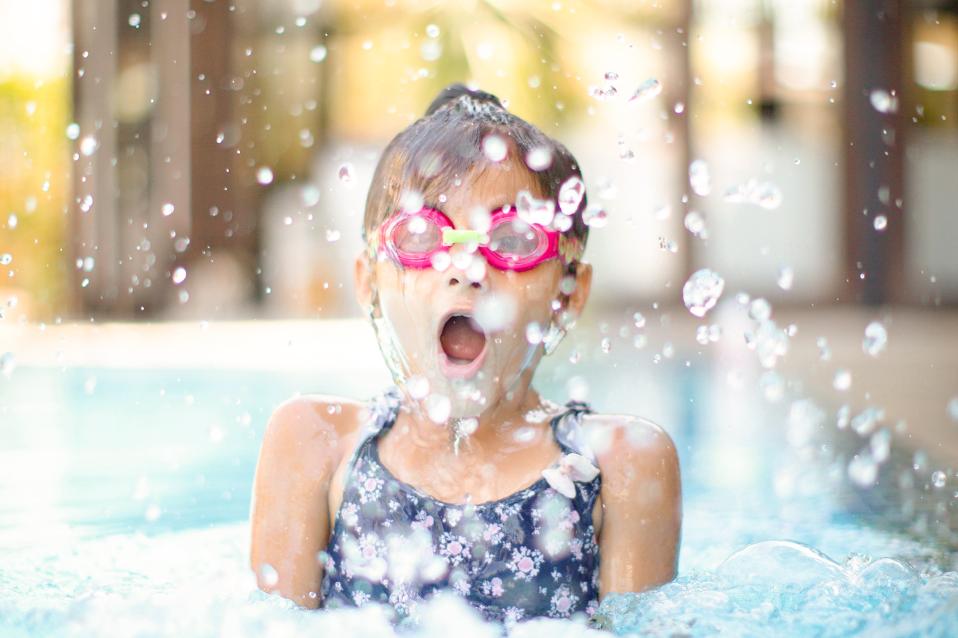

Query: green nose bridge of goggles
<box><xmin>441</xmin><ymin>227</ymin><xmax>490</xmax><ymax>246</ymax></box>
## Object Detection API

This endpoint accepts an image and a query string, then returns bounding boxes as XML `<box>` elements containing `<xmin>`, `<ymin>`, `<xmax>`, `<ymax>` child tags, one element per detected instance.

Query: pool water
<box><xmin>1</xmin><ymin>344</ymin><xmax>956</xmax><ymax>637</ymax></box>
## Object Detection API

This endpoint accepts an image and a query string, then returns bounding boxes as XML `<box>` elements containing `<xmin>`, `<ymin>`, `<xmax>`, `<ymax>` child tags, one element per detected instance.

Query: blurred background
<box><xmin>0</xmin><ymin>0</ymin><xmax>957</xmax><ymax>544</ymax></box>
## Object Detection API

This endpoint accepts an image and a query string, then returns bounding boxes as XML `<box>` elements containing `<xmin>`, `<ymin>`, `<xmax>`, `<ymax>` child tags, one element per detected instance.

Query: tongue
<box><xmin>440</xmin><ymin>316</ymin><xmax>487</xmax><ymax>362</ymax></box>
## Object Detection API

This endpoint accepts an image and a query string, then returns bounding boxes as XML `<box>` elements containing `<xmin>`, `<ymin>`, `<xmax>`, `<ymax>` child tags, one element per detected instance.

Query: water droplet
<box><xmin>407</xmin><ymin>375</ymin><xmax>430</xmax><ymax>399</ymax></box>
<box><xmin>161</xmin><ymin>203</ymin><xmax>175</xmax><ymax>217</ymax></box>
<box><xmin>0</xmin><ymin>352</ymin><xmax>15</xmax><ymax>378</ymax></box>
<box><xmin>932</xmin><ymin>470</ymin><xmax>947</xmax><ymax>489</ymax></box>
<box><xmin>689</xmin><ymin>159</ymin><xmax>711</xmax><ymax>196</ymax></box>
<box><xmin>426</xmin><ymin>24</ymin><xmax>440</xmax><ymax>38</ymax></box>
<box><xmin>873</xmin><ymin>215</ymin><xmax>887</xmax><ymax>231</ymax></box>
<box><xmin>516</xmin><ymin>191</ymin><xmax>555</xmax><ymax>226</ymax></box>
<box><xmin>683</xmin><ymin>211</ymin><xmax>706</xmax><ymax>237</ymax></box>
<box><xmin>338</xmin><ymin>162</ymin><xmax>355</xmax><ymax>185</ymax></box>
<box><xmin>425</xmin><ymin>393</ymin><xmax>451</xmax><ymax>423</ymax></box>
<box><xmin>65</xmin><ymin>122</ymin><xmax>80</xmax><ymax>140</ymax></box>
<box><xmin>777</xmin><ymin>266</ymin><xmax>794</xmax><ymax>291</ymax></box>
<box><xmin>862</xmin><ymin>321</ymin><xmax>887</xmax><ymax>357</ymax></box>
<box><xmin>869</xmin><ymin>89</ymin><xmax>898</xmax><ymax>114</ymax></box>
<box><xmin>948</xmin><ymin>397</ymin><xmax>958</xmax><ymax>422</ymax></box>
<box><xmin>600</xmin><ymin>337</ymin><xmax>612</xmax><ymax>354</ymax></box>
<box><xmin>748</xmin><ymin>298</ymin><xmax>772</xmax><ymax>322</ymax></box>
<box><xmin>215</xmin><ymin>131</ymin><xmax>225</xmax><ymax>144</ymax></box>
<box><xmin>82</xmin><ymin>256</ymin><xmax>95</xmax><ymax>272</ymax></box>
<box><xmin>325</xmin><ymin>229</ymin><xmax>341</xmax><ymax>242</ymax></box>
<box><xmin>723</xmin><ymin>178</ymin><xmax>783</xmax><ymax>210</ymax></box>
<box><xmin>817</xmin><ymin>336</ymin><xmax>831</xmax><ymax>361</ymax></box>
<box><xmin>628</xmin><ymin>78</ymin><xmax>662</xmax><ymax>103</ymax></box>
<box><xmin>833</xmin><ymin>369</ymin><xmax>852</xmax><ymax>391</ymax></box>
<box><xmin>556</xmin><ymin>177</ymin><xmax>585</xmax><ymax>216</ymax></box>
<box><xmin>633</xmin><ymin>312</ymin><xmax>646</xmax><ymax>329</ymax></box>
<box><xmin>0</xmin><ymin>253</ymin><xmax>12</xmax><ymax>266</ymax></box>
<box><xmin>481</xmin><ymin>135</ymin><xmax>508</xmax><ymax>162</ymax></box>
<box><xmin>128</xmin><ymin>13</ymin><xmax>141</xmax><ymax>28</ymax></box>
<box><xmin>582</xmin><ymin>203</ymin><xmax>607</xmax><ymax>228</ymax></box>
<box><xmin>309</xmin><ymin>45</ymin><xmax>327</xmax><ymax>63</ymax></box>
<box><xmin>848</xmin><ymin>453</ymin><xmax>878</xmax><ymax>487</ymax></box>
<box><xmin>682</xmin><ymin>269</ymin><xmax>725</xmax><ymax>318</ymax></box>
<box><xmin>145</xmin><ymin>504</ymin><xmax>162</xmax><ymax>522</ymax></box>
<box><xmin>256</xmin><ymin>166</ymin><xmax>274</xmax><ymax>185</ymax></box>
<box><xmin>6</xmin><ymin>214</ymin><xmax>17</xmax><ymax>229</ymax></box>
<box><xmin>79</xmin><ymin>135</ymin><xmax>98</xmax><ymax>156</ymax></box>
<box><xmin>172</xmin><ymin>266</ymin><xmax>187</xmax><ymax>285</ymax></box>
<box><xmin>259</xmin><ymin>562</ymin><xmax>279</xmax><ymax>587</ymax></box>
<box><xmin>301</xmin><ymin>185</ymin><xmax>321</xmax><ymax>207</ymax></box>
<box><xmin>430</xmin><ymin>251</ymin><xmax>451</xmax><ymax>272</ymax></box>
<box><xmin>525</xmin><ymin>146</ymin><xmax>553</xmax><ymax>171</ymax></box>
<box><xmin>474</xmin><ymin>293</ymin><xmax>517</xmax><ymax>333</ymax></box>
<box><xmin>525</xmin><ymin>321</ymin><xmax>543</xmax><ymax>345</ymax></box>
<box><xmin>673</xmin><ymin>102</ymin><xmax>686</xmax><ymax>114</ymax></box>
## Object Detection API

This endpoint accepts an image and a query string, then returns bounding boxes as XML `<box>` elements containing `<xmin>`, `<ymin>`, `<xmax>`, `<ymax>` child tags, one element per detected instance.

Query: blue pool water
<box><xmin>0</xmin><ymin>340</ymin><xmax>956</xmax><ymax>636</ymax></box>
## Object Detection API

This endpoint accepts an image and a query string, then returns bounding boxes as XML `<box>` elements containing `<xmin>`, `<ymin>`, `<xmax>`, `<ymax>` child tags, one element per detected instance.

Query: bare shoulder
<box><xmin>580</xmin><ymin>413</ymin><xmax>681</xmax><ymax>502</ymax></box>
<box><xmin>260</xmin><ymin>394</ymin><xmax>368</xmax><ymax>478</ymax></box>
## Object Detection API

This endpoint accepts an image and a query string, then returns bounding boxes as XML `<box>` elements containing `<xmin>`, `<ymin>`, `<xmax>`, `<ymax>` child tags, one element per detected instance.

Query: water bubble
<box><xmin>407</xmin><ymin>375</ymin><xmax>430</xmax><ymax>399</ymax></box>
<box><xmin>851</xmin><ymin>406</ymin><xmax>884</xmax><ymax>436</ymax></box>
<box><xmin>689</xmin><ymin>160</ymin><xmax>711</xmax><ymax>196</ymax></box>
<box><xmin>338</xmin><ymin>162</ymin><xmax>355</xmax><ymax>185</ymax></box>
<box><xmin>932</xmin><ymin>470</ymin><xmax>947</xmax><ymax>489</ymax></box>
<box><xmin>161</xmin><ymin>203</ymin><xmax>175</xmax><ymax>217</ymax></box>
<box><xmin>301</xmin><ymin>185</ymin><xmax>321</xmax><ymax>207</ymax></box>
<box><xmin>172</xmin><ymin>267</ymin><xmax>187</xmax><ymax>285</ymax></box>
<box><xmin>683</xmin><ymin>211</ymin><xmax>706</xmax><ymax>237</ymax></box>
<box><xmin>79</xmin><ymin>135</ymin><xmax>98</xmax><ymax>156</ymax></box>
<box><xmin>426</xmin><ymin>24</ymin><xmax>440</xmax><ymax>38</ymax></box>
<box><xmin>601</xmin><ymin>337</ymin><xmax>612</xmax><ymax>354</ymax></box>
<box><xmin>833</xmin><ymin>369</ymin><xmax>852</xmax><ymax>391</ymax></box>
<box><xmin>65</xmin><ymin>122</ymin><xmax>80</xmax><ymax>140</ymax></box>
<box><xmin>482</xmin><ymin>135</ymin><xmax>508</xmax><ymax>162</ymax></box>
<box><xmin>817</xmin><ymin>336</ymin><xmax>832</xmax><ymax>361</ymax></box>
<box><xmin>633</xmin><ymin>312</ymin><xmax>646</xmax><ymax>329</ymax></box>
<box><xmin>674</xmin><ymin>102</ymin><xmax>686</xmax><ymax>114</ymax></box>
<box><xmin>870</xmin><ymin>428</ymin><xmax>891</xmax><ymax>462</ymax></box>
<box><xmin>309</xmin><ymin>45</ymin><xmax>327</xmax><ymax>63</ymax></box>
<box><xmin>525</xmin><ymin>146</ymin><xmax>553</xmax><ymax>171</ymax></box>
<box><xmin>474</xmin><ymin>293</ymin><xmax>516</xmax><ymax>333</ymax></box>
<box><xmin>283</xmin><ymin>216</ymin><xmax>292</xmax><ymax>226</ymax></box>
<box><xmin>6</xmin><ymin>214</ymin><xmax>16</xmax><ymax>229</ymax></box>
<box><xmin>869</xmin><ymin>89</ymin><xmax>898</xmax><ymax>114</ymax></box>
<box><xmin>777</xmin><ymin>267</ymin><xmax>794</xmax><ymax>291</ymax></box>
<box><xmin>325</xmin><ymin>229</ymin><xmax>341</xmax><ymax>242</ymax></box>
<box><xmin>629</xmin><ymin>78</ymin><xmax>662</xmax><ymax>103</ymax></box>
<box><xmin>582</xmin><ymin>203</ymin><xmax>607</xmax><ymax>228</ymax></box>
<box><xmin>0</xmin><ymin>253</ymin><xmax>12</xmax><ymax>266</ymax></box>
<box><xmin>552</xmin><ymin>213</ymin><xmax>572</xmax><ymax>232</ymax></box>
<box><xmin>682</xmin><ymin>269</ymin><xmax>725</xmax><ymax>318</ymax></box>
<box><xmin>256</xmin><ymin>166</ymin><xmax>274</xmax><ymax>185</ymax></box>
<box><xmin>465</xmin><ymin>258</ymin><xmax>486</xmax><ymax>283</ymax></box>
<box><xmin>128</xmin><ymin>13</ymin><xmax>141</xmax><ymax>28</ymax></box>
<box><xmin>862</xmin><ymin>321</ymin><xmax>887</xmax><ymax>357</ymax></box>
<box><xmin>83</xmin><ymin>257</ymin><xmax>95</xmax><ymax>272</ymax></box>
<box><xmin>873</xmin><ymin>215</ymin><xmax>887</xmax><ymax>231</ymax></box>
<box><xmin>425</xmin><ymin>393</ymin><xmax>451</xmax><ymax>423</ymax></box>
<box><xmin>558</xmin><ymin>177</ymin><xmax>585</xmax><ymax>215</ymax></box>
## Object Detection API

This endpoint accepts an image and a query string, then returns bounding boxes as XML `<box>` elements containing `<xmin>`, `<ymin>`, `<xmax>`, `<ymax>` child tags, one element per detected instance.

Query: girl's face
<box><xmin>355</xmin><ymin>163</ymin><xmax>592</xmax><ymax>421</ymax></box>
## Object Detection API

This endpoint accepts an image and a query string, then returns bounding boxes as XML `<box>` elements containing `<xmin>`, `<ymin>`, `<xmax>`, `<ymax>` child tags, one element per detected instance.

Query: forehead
<box><xmin>431</xmin><ymin>161</ymin><xmax>547</xmax><ymax>218</ymax></box>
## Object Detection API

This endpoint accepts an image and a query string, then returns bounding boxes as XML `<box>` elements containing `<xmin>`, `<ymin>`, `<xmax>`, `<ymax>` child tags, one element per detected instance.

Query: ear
<box><xmin>564</xmin><ymin>262</ymin><xmax>592</xmax><ymax>320</ymax></box>
<box><xmin>354</xmin><ymin>250</ymin><xmax>375</xmax><ymax>312</ymax></box>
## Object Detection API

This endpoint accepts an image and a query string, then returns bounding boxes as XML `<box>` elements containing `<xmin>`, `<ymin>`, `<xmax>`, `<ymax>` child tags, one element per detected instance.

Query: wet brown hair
<box><xmin>361</xmin><ymin>83</ymin><xmax>590</xmax><ymax>274</ymax></box>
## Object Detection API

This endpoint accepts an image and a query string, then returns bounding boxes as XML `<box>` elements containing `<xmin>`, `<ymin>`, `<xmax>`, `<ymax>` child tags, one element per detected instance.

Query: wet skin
<box><xmin>248</xmin><ymin>163</ymin><xmax>682</xmax><ymax>610</ymax></box>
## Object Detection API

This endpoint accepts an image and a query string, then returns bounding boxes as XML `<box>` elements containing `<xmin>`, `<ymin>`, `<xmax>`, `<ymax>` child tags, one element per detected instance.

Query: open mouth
<box><xmin>439</xmin><ymin>315</ymin><xmax>487</xmax><ymax>363</ymax></box>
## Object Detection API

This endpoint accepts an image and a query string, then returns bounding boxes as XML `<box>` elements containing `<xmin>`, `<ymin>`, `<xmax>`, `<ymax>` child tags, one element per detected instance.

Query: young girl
<box><xmin>249</xmin><ymin>84</ymin><xmax>681</xmax><ymax>625</ymax></box>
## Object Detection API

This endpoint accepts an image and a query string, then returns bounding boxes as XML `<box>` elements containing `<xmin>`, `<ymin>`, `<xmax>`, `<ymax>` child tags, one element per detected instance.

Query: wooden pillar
<box><xmin>842</xmin><ymin>0</ymin><xmax>907</xmax><ymax>305</ymax></box>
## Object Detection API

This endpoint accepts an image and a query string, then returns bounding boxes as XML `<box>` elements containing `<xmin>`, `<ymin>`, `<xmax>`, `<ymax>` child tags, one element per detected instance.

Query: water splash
<box><xmin>682</xmin><ymin>269</ymin><xmax>725</xmax><ymax>318</ymax></box>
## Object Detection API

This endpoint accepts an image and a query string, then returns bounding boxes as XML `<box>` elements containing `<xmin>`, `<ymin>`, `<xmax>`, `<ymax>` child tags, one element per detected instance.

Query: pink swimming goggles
<box><xmin>375</xmin><ymin>205</ymin><xmax>581</xmax><ymax>272</ymax></box>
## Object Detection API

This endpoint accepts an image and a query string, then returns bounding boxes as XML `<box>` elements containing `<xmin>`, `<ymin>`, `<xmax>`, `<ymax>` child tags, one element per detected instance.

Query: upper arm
<box><xmin>248</xmin><ymin>395</ymin><xmax>353</xmax><ymax>609</ymax></box>
<box><xmin>592</xmin><ymin>415</ymin><xmax>682</xmax><ymax>598</ymax></box>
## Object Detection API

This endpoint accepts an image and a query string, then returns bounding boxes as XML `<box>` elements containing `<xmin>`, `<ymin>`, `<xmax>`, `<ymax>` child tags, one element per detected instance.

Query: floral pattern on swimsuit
<box><xmin>319</xmin><ymin>386</ymin><xmax>602</xmax><ymax>626</ymax></box>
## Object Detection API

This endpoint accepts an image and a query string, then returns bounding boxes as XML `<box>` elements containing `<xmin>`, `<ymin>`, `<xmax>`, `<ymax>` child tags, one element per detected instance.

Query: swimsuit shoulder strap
<box><xmin>550</xmin><ymin>398</ymin><xmax>596</xmax><ymax>462</ymax></box>
<box><xmin>344</xmin><ymin>385</ymin><xmax>402</xmax><ymax>472</ymax></box>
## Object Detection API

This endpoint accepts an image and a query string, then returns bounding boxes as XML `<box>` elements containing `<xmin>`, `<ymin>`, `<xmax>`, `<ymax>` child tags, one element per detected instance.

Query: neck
<box><xmin>395</xmin><ymin>372</ymin><xmax>559</xmax><ymax>460</ymax></box>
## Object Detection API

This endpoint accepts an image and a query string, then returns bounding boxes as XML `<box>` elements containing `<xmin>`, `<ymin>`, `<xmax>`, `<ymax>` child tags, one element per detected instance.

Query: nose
<box><xmin>446</xmin><ymin>245</ymin><xmax>487</xmax><ymax>290</ymax></box>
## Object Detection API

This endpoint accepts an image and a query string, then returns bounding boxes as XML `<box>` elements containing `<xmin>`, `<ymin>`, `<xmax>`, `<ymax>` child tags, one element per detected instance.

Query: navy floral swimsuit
<box><xmin>319</xmin><ymin>386</ymin><xmax>602</xmax><ymax>625</ymax></box>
